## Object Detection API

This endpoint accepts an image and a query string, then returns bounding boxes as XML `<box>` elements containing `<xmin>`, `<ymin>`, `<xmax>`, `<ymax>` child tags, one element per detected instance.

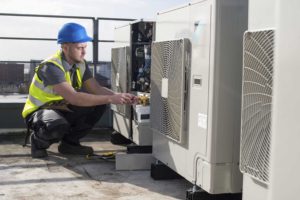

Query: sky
<box><xmin>0</xmin><ymin>0</ymin><xmax>190</xmax><ymax>62</ymax></box>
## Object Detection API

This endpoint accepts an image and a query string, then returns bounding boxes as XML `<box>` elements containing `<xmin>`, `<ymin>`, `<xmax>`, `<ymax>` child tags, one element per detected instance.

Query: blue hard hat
<box><xmin>57</xmin><ymin>22</ymin><xmax>92</xmax><ymax>44</ymax></box>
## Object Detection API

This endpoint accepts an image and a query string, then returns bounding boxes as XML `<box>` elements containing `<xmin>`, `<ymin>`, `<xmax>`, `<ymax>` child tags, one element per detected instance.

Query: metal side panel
<box><xmin>114</xmin><ymin>24</ymin><xmax>130</xmax><ymax>48</ymax></box>
<box><xmin>155</xmin><ymin>4</ymin><xmax>190</xmax><ymax>42</ymax></box>
<box><xmin>242</xmin><ymin>175</ymin><xmax>268</xmax><ymax>200</ymax></box>
<box><xmin>112</xmin><ymin>112</ymin><xmax>131</xmax><ymax>139</ymax></box>
<box><xmin>196</xmin><ymin>159</ymin><xmax>243</xmax><ymax>194</ymax></box>
<box><xmin>150</xmin><ymin>38</ymin><xmax>191</xmax><ymax>144</ymax></box>
<box><xmin>187</xmin><ymin>0</ymin><xmax>213</xmax><ymax>160</ymax></box>
<box><xmin>132</xmin><ymin>121</ymin><xmax>152</xmax><ymax>146</ymax></box>
<box><xmin>111</xmin><ymin>47</ymin><xmax>131</xmax><ymax>118</ymax></box>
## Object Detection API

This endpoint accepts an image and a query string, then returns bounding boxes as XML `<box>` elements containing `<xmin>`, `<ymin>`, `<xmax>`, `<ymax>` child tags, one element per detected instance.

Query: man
<box><xmin>22</xmin><ymin>22</ymin><xmax>137</xmax><ymax>158</ymax></box>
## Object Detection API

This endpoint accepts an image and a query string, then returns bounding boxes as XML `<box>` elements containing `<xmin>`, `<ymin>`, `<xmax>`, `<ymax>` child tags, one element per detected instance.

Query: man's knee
<box><xmin>32</xmin><ymin>122</ymin><xmax>70</xmax><ymax>149</ymax></box>
<box><xmin>36</xmin><ymin>120</ymin><xmax>70</xmax><ymax>141</ymax></box>
<box><xmin>29</xmin><ymin>109</ymin><xmax>70</xmax><ymax>142</ymax></box>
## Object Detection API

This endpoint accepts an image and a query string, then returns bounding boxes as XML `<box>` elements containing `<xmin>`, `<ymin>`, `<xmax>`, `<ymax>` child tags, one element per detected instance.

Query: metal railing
<box><xmin>0</xmin><ymin>12</ymin><xmax>135</xmax><ymax>71</ymax></box>
<box><xmin>0</xmin><ymin>12</ymin><xmax>135</xmax><ymax>93</ymax></box>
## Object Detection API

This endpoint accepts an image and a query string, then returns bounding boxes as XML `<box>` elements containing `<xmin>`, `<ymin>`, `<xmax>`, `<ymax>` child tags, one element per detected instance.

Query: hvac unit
<box><xmin>240</xmin><ymin>28</ymin><xmax>274</xmax><ymax>200</ymax></box>
<box><xmin>239</xmin><ymin>0</ymin><xmax>276</xmax><ymax>200</ymax></box>
<box><xmin>111</xmin><ymin>20</ymin><xmax>155</xmax><ymax>146</ymax></box>
<box><xmin>151</xmin><ymin>0</ymin><xmax>248</xmax><ymax>194</ymax></box>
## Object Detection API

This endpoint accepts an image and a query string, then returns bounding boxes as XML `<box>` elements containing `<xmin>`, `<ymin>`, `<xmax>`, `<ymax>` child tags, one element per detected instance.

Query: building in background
<box><xmin>0</xmin><ymin>63</ymin><xmax>26</xmax><ymax>94</ymax></box>
<box><xmin>0</xmin><ymin>63</ymin><xmax>24</xmax><ymax>84</ymax></box>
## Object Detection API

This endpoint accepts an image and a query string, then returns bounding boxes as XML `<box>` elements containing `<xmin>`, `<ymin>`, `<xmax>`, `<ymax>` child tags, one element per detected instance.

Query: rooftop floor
<box><xmin>0</xmin><ymin>130</ymin><xmax>191</xmax><ymax>200</ymax></box>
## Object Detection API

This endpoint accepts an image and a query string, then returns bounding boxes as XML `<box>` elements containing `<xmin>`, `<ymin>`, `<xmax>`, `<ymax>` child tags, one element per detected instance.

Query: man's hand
<box><xmin>53</xmin><ymin>82</ymin><xmax>138</xmax><ymax>106</ymax></box>
<box><xmin>110</xmin><ymin>93</ymin><xmax>138</xmax><ymax>105</ymax></box>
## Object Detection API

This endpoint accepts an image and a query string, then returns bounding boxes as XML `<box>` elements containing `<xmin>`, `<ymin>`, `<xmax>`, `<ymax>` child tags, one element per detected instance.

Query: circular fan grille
<box><xmin>240</xmin><ymin>30</ymin><xmax>274</xmax><ymax>184</ymax></box>
<box><xmin>150</xmin><ymin>39</ymin><xmax>189</xmax><ymax>143</ymax></box>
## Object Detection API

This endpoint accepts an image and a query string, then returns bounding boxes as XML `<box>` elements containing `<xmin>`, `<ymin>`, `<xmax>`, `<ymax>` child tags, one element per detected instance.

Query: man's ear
<box><xmin>61</xmin><ymin>43</ymin><xmax>69</xmax><ymax>51</ymax></box>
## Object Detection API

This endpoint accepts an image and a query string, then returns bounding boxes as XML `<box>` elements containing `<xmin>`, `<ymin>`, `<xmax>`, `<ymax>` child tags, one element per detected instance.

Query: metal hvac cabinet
<box><xmin>241</xmin><ymin>1</ymin><xmax>300</xmax><ymax>200</ymax></box>
<box><xmin>111</xmin><ymin>20</ymin><xmax>155</xmax><ymax>146</ymax></box>
<box><xmin>240</xmin><ymin>0</ymin><xmax>276</xmax><ymax>200</ymax></box>
<box><xmin>240</xmin><ymin>29</ymin><xmax>274</xmax><ymax>200</ymax></box>
<box><xmin>151</xmin><ymin>0</ymin><xmax>248</xmax><ymax>194</ymax></box>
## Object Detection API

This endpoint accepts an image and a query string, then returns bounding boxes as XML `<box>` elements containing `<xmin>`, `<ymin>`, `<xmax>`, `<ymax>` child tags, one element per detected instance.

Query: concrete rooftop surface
<box><xmin>0</xmin><ymin>130</ymin><xmax>191</xmax><ymax>200</ymax></box>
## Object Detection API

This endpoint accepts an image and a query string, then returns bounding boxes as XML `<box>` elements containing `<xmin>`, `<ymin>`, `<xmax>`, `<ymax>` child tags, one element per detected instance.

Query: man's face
<box><xmin>63</xmin><ymin>43</ymin><xmax>87</xmax><ymax>64</ymax></box>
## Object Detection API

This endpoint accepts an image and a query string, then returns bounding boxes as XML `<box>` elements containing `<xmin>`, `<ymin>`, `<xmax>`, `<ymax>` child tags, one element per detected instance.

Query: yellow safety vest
<box><xmin>22</xmin><ymin>51</ymin><xmax>86</xmax><ymax>118</ymax></box>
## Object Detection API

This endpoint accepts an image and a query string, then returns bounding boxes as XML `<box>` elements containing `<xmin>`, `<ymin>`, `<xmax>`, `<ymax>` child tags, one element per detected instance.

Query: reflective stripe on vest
<box><xmin>22</xmin><ymin>51</ymin><xmax>86</xmax><ymax>118</ymax></box>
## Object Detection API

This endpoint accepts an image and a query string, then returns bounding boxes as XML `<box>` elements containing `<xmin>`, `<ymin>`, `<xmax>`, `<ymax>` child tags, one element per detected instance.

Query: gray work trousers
<box><xmin>25</xmin><ymin>104</ymin><xmax>106</xmax><ymax>150</ymax></box>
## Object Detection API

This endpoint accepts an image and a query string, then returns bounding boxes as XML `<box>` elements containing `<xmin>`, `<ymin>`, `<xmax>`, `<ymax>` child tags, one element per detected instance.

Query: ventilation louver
<box><xmin>111</xmin><ymin>47</ymin><xmax>130</xmax><ymax>117</ymax></box>
<box><xmin>150</xmin><ymin>39</ymin><xmax>191</xmax><ymax>144</ymax></box>
<box><xmin>240</xmin><ymin>30</ymin><xmax>274</xmax><ymax>184</ymax></box>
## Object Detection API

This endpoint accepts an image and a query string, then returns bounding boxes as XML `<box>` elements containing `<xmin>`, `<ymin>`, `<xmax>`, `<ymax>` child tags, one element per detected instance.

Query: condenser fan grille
<box><xmin>111</xmin><ymin>47</ymin><xmax>130</xmax><ymax>117</ymax></box>
<box><xmin>150</xmin><ymin>39</ymin><xmax>190</xmax><ymax>143</ymax></box>
<box><xmin>240</xmin><ymin>30</ymin><xmax>274</xmax><ymax>184</ymax></box>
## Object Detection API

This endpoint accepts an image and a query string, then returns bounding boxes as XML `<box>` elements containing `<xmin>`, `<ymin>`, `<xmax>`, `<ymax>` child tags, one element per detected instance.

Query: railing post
<box><xmin>92</xmin><ymin>18</ymin><xmax>99</xmax><ymax>76</ymax></box>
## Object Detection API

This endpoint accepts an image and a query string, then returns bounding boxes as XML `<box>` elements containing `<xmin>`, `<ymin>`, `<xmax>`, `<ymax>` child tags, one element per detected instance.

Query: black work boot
<box><xmin>31</xmin><ymin>135</ymin><xmax>48</xmax><ymax>158</ymax></box>
<box><xmin>58</xmin><ymin>141</ymin><xmax>93</xmax><ymax>155</ymax></box>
